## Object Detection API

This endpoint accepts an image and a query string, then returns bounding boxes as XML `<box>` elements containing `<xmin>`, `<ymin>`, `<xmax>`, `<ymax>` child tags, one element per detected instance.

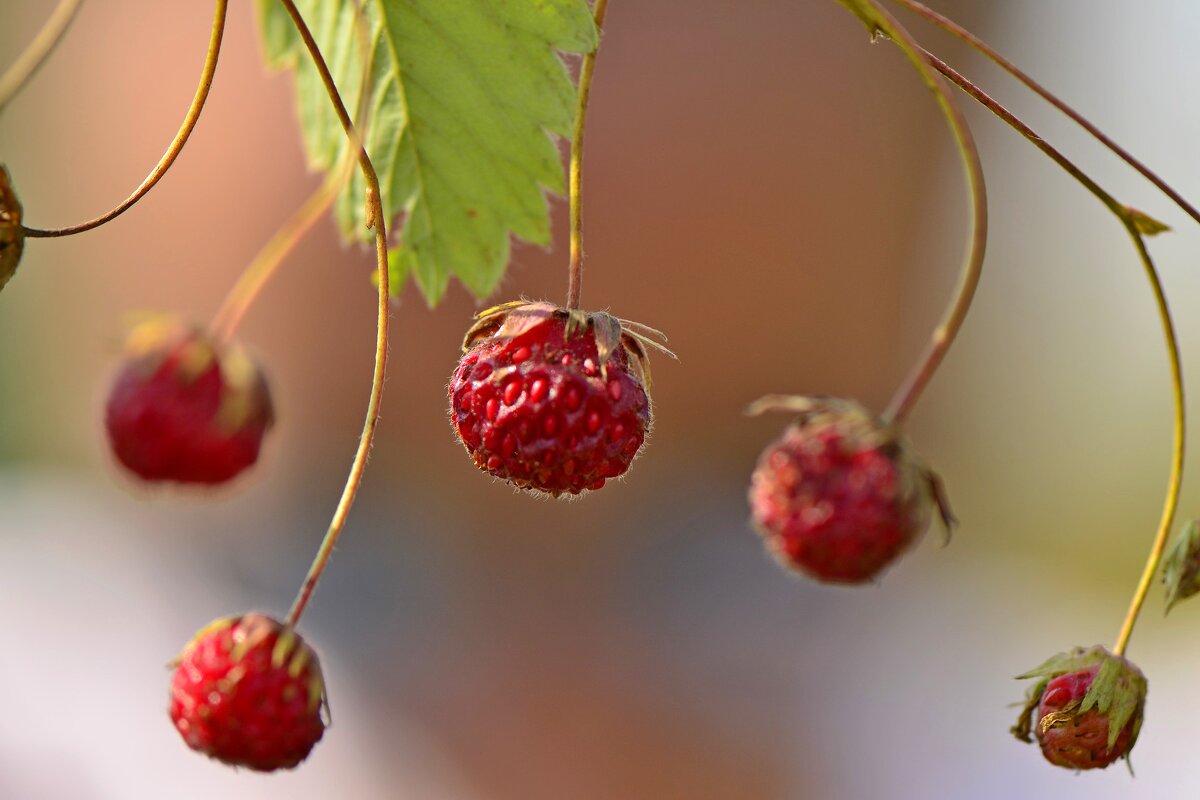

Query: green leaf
<box><xmin>1163</xmin><ymin>519</ymin><xmax>1200</xmax><ymax>613</ymax></box>
<box><xmin>257</xmin><ymin>0</ymin><xmax>598</xmax><ymax>304</ymax></box>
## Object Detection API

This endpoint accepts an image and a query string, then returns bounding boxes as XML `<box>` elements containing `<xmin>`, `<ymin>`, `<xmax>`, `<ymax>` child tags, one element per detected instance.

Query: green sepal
<box><xmin>1126</xmin><ymin>206</ymin><xmax>1171</xmax><ymax>236</ymax></box>
<box><xmin>1162</xmin><ymin>519</ymin><xmax>1200</xmax><ymax>613</ymax></box>
<box><xmin>1010</xmin><ymin>675</ymin><xmax>1051</xmax><ymax>744</ymax></box>
<box><xmin>1013</xmin><ymin>645</ymin><xmax>1147</xmax><ymax>753</ymax></box>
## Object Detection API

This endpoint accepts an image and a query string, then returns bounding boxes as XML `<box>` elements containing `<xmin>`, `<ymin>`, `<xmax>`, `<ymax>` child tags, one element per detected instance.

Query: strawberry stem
<box><xmin>0</xmin><ymin>0</ymin><xmax>83</xmax><ymax>113</ymax></box>
<box><xmin>836</xmin><ymin>1</ymin><xmax>988</xmax><ymax>426</ymax></box>
<box><xmin>1113</xmin><ymin>231</ymin><xmax>1184</xmax><ymax>656</ymax></box>
<box><xmin>901</xmin><ymin>32</ymin><xmax>1186</xmax><ymax>656</ymax></box>
<box><xmin>21</xmin><ymin>0</ymin><xmax>227</xmax><ymax>239</ymax></box>
<box><xmin>209</xmin><ymin>4</ymin><xmax>371</xmax><ymax>346</ymax></box>
<box><xmin>208</xmin><ymin>159</ymin><xmax>348</xmax><ymax>347</ymax></box>
<box><xmin>890</xmin><ymin>0</ymin><xmax>1200</xmax><ymax>228</ymax></box>
<box><xmin>565</xmin><ymin>0</ymin><xmax>609</xmax><ymax>311</ymax></box>
<box><xmin>275</xmin><ymin>0</ymin><xmax>390</xmax><ymax>628</ymax></box>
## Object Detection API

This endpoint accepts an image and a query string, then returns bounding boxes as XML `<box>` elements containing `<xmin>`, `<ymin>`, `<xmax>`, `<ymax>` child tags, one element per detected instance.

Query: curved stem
<box><xmin>208</xmin><ymin>159</ymin><xmax>350</xmax><ymax>346</ymax></box>
<box><xmin>21</xmin><ymin>0</ymin><xmax>227</xmax><ymax>239</ymax></box>
<box><xmin>0</xmin><ymin>0</ymin><xmax>84</xmax><ymax>113</ymax></box>
<box><xmin>1112</xmin><ymin>229</ymin><xmax>1185</xmax><ymax>656</ymax></box>
<box><xmin>210</xmin><ymin>1</ymin><xmax>370</xmax><ymax>347</ymax></box>
<box><xmin>891</xmin><ymin>0</ymin><xmax>1200</xmax><ymax>228</ymax></box>
<box><xmin>915</xmin><ymin>43</ymin><xmax>1186</xmax><ymax>657</ymax></box>
<box><xmin>565</xmin><ymin>0</ymin><xmax>609</xmax><ymax>311</ymax></box>
<box><xmin>838</xmin><ymin>1</ymin><xmax>987</xmax><ymax>425</ymax></box>
<box><xmin>276</xmin><ymin>0</ymin><xmax>389</xmax><ymax>629</ymax></box>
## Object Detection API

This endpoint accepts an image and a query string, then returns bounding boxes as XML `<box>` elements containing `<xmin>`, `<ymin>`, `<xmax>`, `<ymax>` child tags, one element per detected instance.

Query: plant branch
<box><xmin>916</xmin><ymin>43</ymin><xmax>1185</xmax><ymax>658</ymax></box>
<box><xmin>276</xmin><ymin>0</ymin><xmax>390</xmax><ymax>629</ymax></box>
<box><xmin>208</xmin><ymin>156</ymin><xmax>352</xmax><ymax>346</ymax></box>
<box><xmin>891</xmin><ymin>0</ymin><xmax>1200</xmax><ymax>228</ymax></box>
<box><xmin>22</xmin><ymin>0</ymin><xmax>227</xmax><ymax>238</ymax></box>
<box><xmin>0</xmin><ymin>0</ymin><xmax>84</xmax><ymax>113</ymax></box>
<box><xmin>565</xmin><ymin>0</ymin><xmax>609</xmax><ymax>311</ymax></box>
<box><xmin>836</xmin><ymin>1</ymin><xmax>988</xmax><ymax>426</ymax></box>
<box><xmin>209</xmin><ymin>2</ymin><xmax>371</xmax><ymax>346</ymax></box>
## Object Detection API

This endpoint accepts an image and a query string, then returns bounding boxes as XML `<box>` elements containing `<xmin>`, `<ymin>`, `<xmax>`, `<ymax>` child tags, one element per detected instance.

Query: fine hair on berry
<box><xmin>448</xmin><ymin>301</ymin><xmax>670</xmax><ymax>497</ymax></box>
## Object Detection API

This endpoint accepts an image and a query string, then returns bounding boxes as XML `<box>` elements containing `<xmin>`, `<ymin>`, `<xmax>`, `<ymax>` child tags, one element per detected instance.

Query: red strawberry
<box><xmin>104</xmin><ymin>316</ymin><xmax>273</xmax><ymax>485</ymax></box>
<box><xmin>747</xmin><ymin>396</ymin><xmax>948</xmax><ymax>583</ymax></box>
<box><xmin>0</xmin><ymin>165</ymin><xmax>23</xmax><ymax>292</ymax></box>
<box><xmin>169</xmin><ymin>613</ymin><xmax>328</xmax><ymax>772</ymax></box>
<box><xmin>1013</xmin><ymin>646</ymin><xmax>1146</xmax><ymax>770</ymax></box>
<box><xmin>448</xmin><ymin>301</ymin><xmax>670</xmax><ymax>497</ymax></box>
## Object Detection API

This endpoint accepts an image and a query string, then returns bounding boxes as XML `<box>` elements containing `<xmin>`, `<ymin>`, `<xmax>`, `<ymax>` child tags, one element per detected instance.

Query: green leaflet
<box><xmin>257</xmin><ymin>0</ymin><xmax>598</xmax><ymax>304</ymax></box>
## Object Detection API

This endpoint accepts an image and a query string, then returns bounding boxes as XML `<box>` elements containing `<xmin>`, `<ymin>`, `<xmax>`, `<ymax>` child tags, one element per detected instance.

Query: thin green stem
<box><xmin>276</xmin><ymin>0</ymin><xmax>390</xmax><ymax>629</ymax></box>
<box><xmin>565</xmin><ymin>0</ymin><xmax>609</xmax><ymax>311</ymax></box>
<box><xmin>891</xmin><ymin>0</ymin><xmax>1200</xmax><ymax>228</ymax></box>
<box><xmin>21</xmin><ymin>0</ymin><xmax>226</xmax><ymax>239</ymax></box>
<box><xmin>918</xmin><ymin>42</ymin><xmax>1186</xmax><ymax>658</ymax></box>
<box><xmin>1112</xmin><ymin>228</ymin><xmax>1184</xmax><ymax>656</ymax></box>
<box><xmin>837</xmin><ymin>1</ymin><xmax>988</xmax><ymax>425</ymax></box>
<box><xmin>0</xmin><ymin>0</ymin><xmax>84</xmax><ymax>113</ymax></box>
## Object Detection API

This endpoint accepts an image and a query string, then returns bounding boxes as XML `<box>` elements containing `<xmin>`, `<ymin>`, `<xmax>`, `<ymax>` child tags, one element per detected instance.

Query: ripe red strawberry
<box><xmin>169</xmin><ymin>613</ymin><xmax>328</xmax><ymax>772</ymax></box>
<box><xmin>104</xmin><ymin>316</ymin><xmax>273</xmax><ymax>485</ymax></box>
<box><xmin>0</xmin><ymin>165</ymin><xmax>23</xmax><ymax>292</ymax></box>
<box><xmin>1013</xmin><ymin>646</ymin><xmax>1146</xmax><ymax>770</ymax></box>
<box><xmin>448</xmin><ymin>301</ymin><xmax>670</xmax><ymax>497</ymax></box>
<box><xmin>747</xmin><ymin>396</ymin><xmax>948</xmax><ymax>583</ymax></box>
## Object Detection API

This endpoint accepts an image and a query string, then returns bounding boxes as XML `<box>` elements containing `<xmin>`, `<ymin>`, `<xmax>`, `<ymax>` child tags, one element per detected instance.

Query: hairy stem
<box><xmin>276</xmin><ymin>0</ymin><xmax>390</xmax><ymax>628</ymax></box>
<box><xmin>891</xmin><ymin>0</ymin><xmax>1200</xmax><ymax>227</ymax></box>
<box><xmin>22</xmin><ymin>0</ymin><xmax>227</xmax><ymax>238</ymax></box>
<box><xmin>565</xmin><ymin>0</ymin><xmax>609</xmax><ymax>311</ymax></box>
<box><xmin>836</xmin><ymin>1</ymin><xmax>987</xmax><ymax>425</ymax></box>
<box><xmin>0</xmin><ymin>0</ymin><xmax>84</xmax><ymax>113</ymax></box>
<box><xmin>918</xmin><ymin>42</ymin><xmax>1185</xmax><ymax>657</ymax></box>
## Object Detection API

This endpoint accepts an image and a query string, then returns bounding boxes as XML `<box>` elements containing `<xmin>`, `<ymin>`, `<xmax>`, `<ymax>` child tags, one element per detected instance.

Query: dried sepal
<box><xmin>0</xmin><ymin>165</ymin><xmax>23</xmax><ymax>292</ymax></box>
<box><xmin>458</xmin><ymin>299</ymin><xmax>671</xmax><ymax>389</ymax></box>
<box><xmin>1162</xmin><ymin>519</ymin><xmax>1200</xmax><ymax>613</ymax></box>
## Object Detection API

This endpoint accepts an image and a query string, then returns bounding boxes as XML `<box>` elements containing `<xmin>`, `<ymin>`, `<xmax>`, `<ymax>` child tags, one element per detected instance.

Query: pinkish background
<box><xmin>3</xmin><ymin>1</ymin><xmax>1200</xmax><ymax>798</ymax></box>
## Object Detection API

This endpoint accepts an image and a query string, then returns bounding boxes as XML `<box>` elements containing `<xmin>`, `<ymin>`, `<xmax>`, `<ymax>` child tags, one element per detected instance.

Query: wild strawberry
<box><xmin>0</xmin><ymin>165</ymin><xmax>24</xmax><ymax>292</ymax></box>
<box><xmin>746</xmin><ymin>396</ymin><xmax>949</xmax><ymax>584</ymax></box>
<box><xmin>104</xmin><ymin>315</ymin><xmax>273</xmax><ymax>485</ymax></box>
<box><xmin>448</xmin><ymin>301</ymin><xmax>671</xmax><ymax>497</ymax></box>
<box><xmin>169</xmin><ymin>613</ymin><xmax>328</xmax><ymax>772</ymax></box>
<box><xmin>1012</xmin><ymin>645</ymin><xmax>1146</xmax><ymax>770</ymax></box>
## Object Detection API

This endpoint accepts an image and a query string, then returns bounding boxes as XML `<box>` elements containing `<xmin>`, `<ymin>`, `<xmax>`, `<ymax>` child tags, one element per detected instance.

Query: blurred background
<box><xmin>3</xmin><ymin>0</ymin><xmax>1200</xmax><ymax>797</ymax></box>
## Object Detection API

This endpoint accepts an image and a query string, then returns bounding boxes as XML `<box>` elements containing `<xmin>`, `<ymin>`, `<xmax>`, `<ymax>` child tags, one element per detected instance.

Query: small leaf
<box><xmin>258</xmin><ymin>0</ymin><xmax>599</xmax><ymax>305</ymax></box>
<box><xmin>1162</xmin><ymin>519</ymin><xmax>1200</xmax><ymax>613</ymax></box>
<box><xmin>1126</xmin><ymin>206</ymin><xmax>1171</xmax><ymax>236</ymax></box>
